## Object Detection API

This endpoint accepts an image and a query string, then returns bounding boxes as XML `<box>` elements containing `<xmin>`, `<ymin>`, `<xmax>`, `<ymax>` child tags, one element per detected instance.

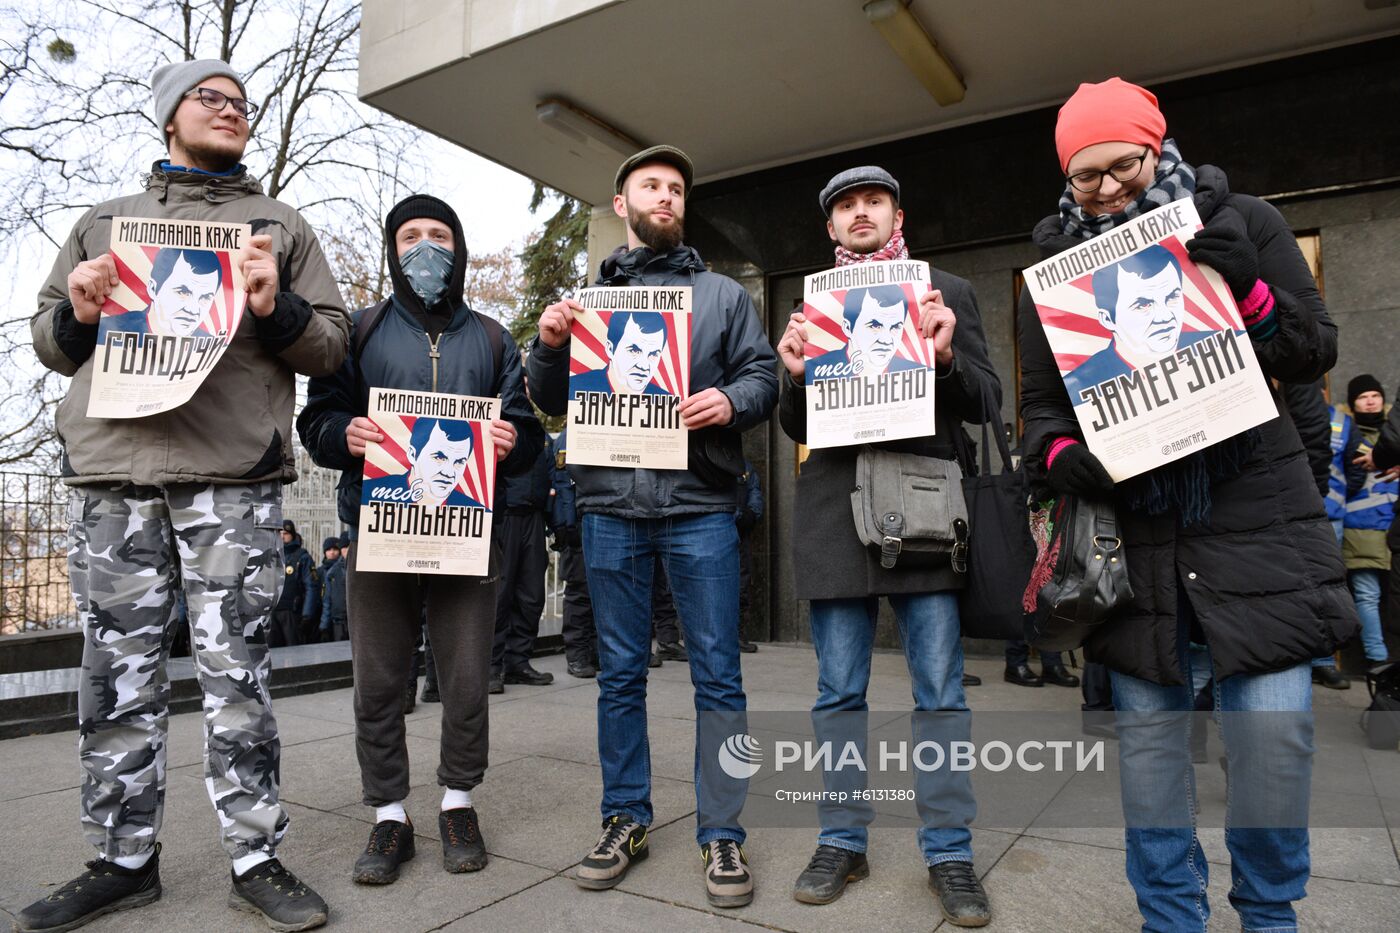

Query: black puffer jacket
<box><xmin>527</xmin><ymin>245</ymin><xmax>778</xmax><ymax>518</ymax></box>
<box><xmin>778</xmin><ymin>268</ymin><xmax>1000</xmax><ymax>599</ymax></box>
<box><xmin>1017</xmin><ymin>165</ymin><xmax>1357</xmax><ymax>685</ymax></box>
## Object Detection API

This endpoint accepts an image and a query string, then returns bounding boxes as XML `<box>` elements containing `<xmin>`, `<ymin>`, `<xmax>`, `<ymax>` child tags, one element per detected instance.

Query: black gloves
<box><xmin>1046</xmin><ymin>442</ymin><xmax>1116</xmax><ymax>500</ymax></box>
<box><xmin>1186</xmin><ymin>216</ymin><xmax>1259</xmax><ymax>301</ymax></box>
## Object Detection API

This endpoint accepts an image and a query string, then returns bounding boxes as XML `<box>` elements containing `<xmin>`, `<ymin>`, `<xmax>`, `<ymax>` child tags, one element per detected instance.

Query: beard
<box><xmin>627</xmin><ymin>203</ymin><xmax>684</xmax><ymax>253</ymax></box>
<box><xmin>170</xmin><ymin>125</ymin><xmax>244</xmax><ymax>173</ymax></box>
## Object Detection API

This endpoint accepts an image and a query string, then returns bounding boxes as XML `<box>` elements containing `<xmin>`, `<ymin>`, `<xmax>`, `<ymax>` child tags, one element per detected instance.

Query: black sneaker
<box><xmin>567</xmin><ymin>660</ymin><xmax>598</xmax><ymax>679</ymax></box>
<box><xmin>439</xmin><ymin>808</ymin><xmax>487</xmax><ymax>873</ymax></box>
<box><xmin>575</xmin><ymin>816</ymin><xmax>648</xmax><ymax>890</ymax></box>
<box><xmin>504</xmin><ymin>664</ymin><xmax>554</xmax><ymax>686</ymax></box>
<box><xmin>14</xmin><ymin>846</ymin><xmax>161</xmax><ymax>932</ymax></box>
<box><xmin>421</xmin><ymin>683</ymin><xmax>441</xmax><ymax>702</ymax></box>
<box><xmin>793</xmin><ymin>844</ymin><xmax>868</xmax><ymax>905</ymax></box>
<box><xmin>928</xmin><ymin>861</ymin><xmax>990</xmax><ymax>927</ymax></box>
<box><xmin>352</xmin><ymin>819</ymin><xmax>415</xmax><ymax>885</ymax></box>
<box><xmin>657</xmin><ymin>641</ymin><xmax>688</xmax><ymax>662</ymax></box>
<box><xmin>739</xmin><ymin>640</ymin><xmax>759</xmax><ymax>653</ymax></box>
<box><xmin>648</xmin><ymin>651</ymin><xmax>662</xmax><ymax>668</ymax></box>
<box><xmin>228</xmin><ymin>858</ymin><xmax>328</xmax><ymax>932</ymax></box>
<box><xmin>488</xmin><ymin>673</ymin><xmax>504</xmax><ymax>694</ymax></box>
<box><xmin>961</xmin><ymin>672</ymin><xmax>982</xmax><ymax>687</ymax></box>
<box><xmin>701</xmin><ymin>839</ymin><xmax>753</xmax><ymax>908</ymax></box>
<box><xmin>1311</xmin><ymin>666</ymin><xmax>1350</xmax><ymax>690</ymax></box>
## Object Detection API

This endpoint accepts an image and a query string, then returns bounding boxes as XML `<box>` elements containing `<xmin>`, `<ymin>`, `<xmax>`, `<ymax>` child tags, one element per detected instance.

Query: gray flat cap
<box><xmin>615</xmin><ymin>145</ymin><xmax>694</xmax><ymax>195</ymax></box>
<box><xmin>819</xmin><ymin>166</ymin><xmax>900</xmax><ymax>215</ymax></box>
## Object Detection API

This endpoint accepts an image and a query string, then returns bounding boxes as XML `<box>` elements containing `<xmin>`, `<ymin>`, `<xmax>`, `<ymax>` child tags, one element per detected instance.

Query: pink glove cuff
<box><xmin>1238</xmin><ymin>279</ymin><xmax>1273</xmax><ymax>323</ymax></box>
<box><xmin>1045</xmin><ymin>436</ymin><xmax>1079</xmax><ymax>468</ymax></box>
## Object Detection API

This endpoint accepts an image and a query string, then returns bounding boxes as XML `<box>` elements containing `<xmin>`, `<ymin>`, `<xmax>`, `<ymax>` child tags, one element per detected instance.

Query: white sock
<box><xmin>441</xmin><ymin>788</ymin><xmax>472</xmax><ymax>811</ymax></box>
<box><xmin>375</xmin><ymin>801</ymin><xmax>408</xmax><ymax>824</ymax></box>
<box><xmin>110</xmin><ymin>851</ymin><xmax>152</xmax><ymax>870</ymax></box>
<box><xmin>231</xmin><ymin>851</ymin><xmax>272</xmax><ymax>877</ymax></box>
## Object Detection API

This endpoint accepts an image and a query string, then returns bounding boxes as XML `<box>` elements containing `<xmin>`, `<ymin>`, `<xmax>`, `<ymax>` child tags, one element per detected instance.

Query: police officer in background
<box><xmin>550</xmin><ymin>429</ymin><xmax>599</xmax><ymax>678</ymax></box>
<box><xmin>490</xmin><ymin>432</ymin><xmax>556</xmax><ymax>692</ymax></box>
<box><xmin>270</xmin><ymin>520</ymin><xmax>319</xmax><ymax>647</ymax></box>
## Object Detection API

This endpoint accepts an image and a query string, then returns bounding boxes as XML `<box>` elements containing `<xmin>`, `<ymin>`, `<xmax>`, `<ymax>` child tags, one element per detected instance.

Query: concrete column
<box><xmin>586</xmin><ymin>204</ymin><xmax>626</xmax><ymax>282</ymax></box>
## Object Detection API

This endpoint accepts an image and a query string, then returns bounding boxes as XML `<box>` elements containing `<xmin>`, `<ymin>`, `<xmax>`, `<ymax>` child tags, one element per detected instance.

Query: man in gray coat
<box><xmin>776</xmin><ymin>167</ymin><xmax>1000</xmax><ymax>926</ymax></box>
<box><xmin>527</xmin><ymin>145</ymin><xmax>777</xmax><ymax>908</ymax></box>
<box><xmin>18</xmin><ymin>59</ymin><xmax>345</xmax><ymax>933</ymax></box>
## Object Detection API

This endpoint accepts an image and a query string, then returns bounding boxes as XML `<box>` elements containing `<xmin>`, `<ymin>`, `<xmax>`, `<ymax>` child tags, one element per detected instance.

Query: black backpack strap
<box><xmin>351</xmin><ymin>298</ymin><xmax>392</xmax><ymax>400</ymax></box>
<box><xmin>478</xmin><ymin>313</ymin><xmax>506</xmax><ymax>389</ymax></box>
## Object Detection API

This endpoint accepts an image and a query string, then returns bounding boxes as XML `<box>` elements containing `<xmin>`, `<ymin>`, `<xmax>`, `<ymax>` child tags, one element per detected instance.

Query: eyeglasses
<box><xmin>184</xmin><ymin>86</ymin><xmax>258</xmax><ymax>120</ymax></box>
<box><xmin>1066</xmin><ymin>148</ymin><xmax>1150</xmax><ymax>193</ymax></box>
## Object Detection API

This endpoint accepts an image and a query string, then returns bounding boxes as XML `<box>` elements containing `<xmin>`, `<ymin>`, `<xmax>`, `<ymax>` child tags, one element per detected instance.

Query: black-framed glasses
<box><xmin>1066</xmin><ymin>148</ymin><xmax>1150</xmax><ymax>193</ymax></box>
<box><xmin>185</xmin><ymin>86</ymin><xmax>258</xmax><ymax>119</ymax></box>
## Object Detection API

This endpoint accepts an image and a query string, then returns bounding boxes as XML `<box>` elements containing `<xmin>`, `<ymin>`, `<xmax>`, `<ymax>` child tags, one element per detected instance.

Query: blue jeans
<box><xmin>808</xmin><ymin>593</ymin><xmax>975</xmax><ymax>865</ymax></box>
<box><xmin>582</xmin><ymin>512</ymin><xmax>745</xmax><ymax>846</ymax></box>
<box><xmin>1110</xmin><ymin>619</ymin><xmax>1313</xmax><ymax>932</ymax></box>
<box><xmin>1350</xmin><ymin>569</ymin><xmax>1391</xmax><ymax>662</ymax></box>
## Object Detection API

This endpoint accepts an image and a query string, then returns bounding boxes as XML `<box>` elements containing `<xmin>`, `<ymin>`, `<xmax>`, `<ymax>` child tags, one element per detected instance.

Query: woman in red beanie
<box><xmin>1017</xmin><ymin>78</ymin><xmax>1358</xmax><ymax>933</ymax></box>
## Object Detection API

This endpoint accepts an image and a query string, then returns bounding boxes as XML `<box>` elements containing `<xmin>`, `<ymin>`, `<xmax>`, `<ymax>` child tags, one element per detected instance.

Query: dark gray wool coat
<box><xmin>778</xmin><ymin>267</ymin><xmax>1002</xmax><ymax>601</ymax></box>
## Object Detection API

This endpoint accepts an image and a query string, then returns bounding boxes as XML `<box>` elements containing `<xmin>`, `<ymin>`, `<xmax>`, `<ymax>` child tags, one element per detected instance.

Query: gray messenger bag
<box><xmin>850</xmin><ymin>447</ymin><xmax>969</xmax><ymax>570</ymax></box>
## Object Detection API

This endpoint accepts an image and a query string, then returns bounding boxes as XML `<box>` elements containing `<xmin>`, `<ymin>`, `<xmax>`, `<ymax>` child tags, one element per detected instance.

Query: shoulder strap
<box><xmin>352</xmin><ymin>298</ymin><xmax>392</xmax><ymax>361</ymax></box>
<box><xmin>479</xmin><ymin>314</ymin><xmax>505</xmax><ymax>388</ymax></box>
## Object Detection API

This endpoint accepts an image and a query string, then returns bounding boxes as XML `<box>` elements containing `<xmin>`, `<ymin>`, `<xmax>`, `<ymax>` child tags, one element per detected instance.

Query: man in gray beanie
<box><xmin>18</xmin><ymin>59</ymin><xmax>345</xmax><ymax>932</ymax></box>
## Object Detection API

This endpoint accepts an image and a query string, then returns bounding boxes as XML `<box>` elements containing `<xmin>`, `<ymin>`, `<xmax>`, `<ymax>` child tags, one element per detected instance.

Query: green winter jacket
<box><xmin>32</xmin><ymin>163</ymin><xmax>348</xmax><ymax>486</ymax></box>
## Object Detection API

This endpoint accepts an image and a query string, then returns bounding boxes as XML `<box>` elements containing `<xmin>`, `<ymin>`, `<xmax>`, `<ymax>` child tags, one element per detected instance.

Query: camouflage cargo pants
<box><xmin>69</xmin><ymin>481</ymin><xmax>287</xmax><ymax>860</ymax></box>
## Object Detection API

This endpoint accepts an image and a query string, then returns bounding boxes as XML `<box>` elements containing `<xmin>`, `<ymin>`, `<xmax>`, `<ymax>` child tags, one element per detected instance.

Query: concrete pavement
<box><xmin>1</xmin><ymin>645</ymin><xmax>1396</xmax><ymax>932</ymax></box>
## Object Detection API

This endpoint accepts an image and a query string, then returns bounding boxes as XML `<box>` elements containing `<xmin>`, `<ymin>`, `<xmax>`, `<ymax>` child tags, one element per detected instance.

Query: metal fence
<box><xmin>0</xmin><ymin>471</ymin><xmax>76</xmax><ymax>634</ymax></box>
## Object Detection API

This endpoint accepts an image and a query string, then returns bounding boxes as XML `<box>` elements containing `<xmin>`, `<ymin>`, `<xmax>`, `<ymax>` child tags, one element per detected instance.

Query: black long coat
<box><xmin>1017</xmin><ymin>166</ymin><xmax>1358</xmax><ymax>686</ymax></box>
<box><xmin>779</xmin><ymin>268</ymin><xmax>1002</xmax><ymax>600</ymax></box>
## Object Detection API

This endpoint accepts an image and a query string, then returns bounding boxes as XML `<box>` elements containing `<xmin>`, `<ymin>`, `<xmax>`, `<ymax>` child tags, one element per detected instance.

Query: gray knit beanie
<box><xmin>151</xmin><ymin>59</ymin><xmax>247</xmax><ymax>140</ymax></box>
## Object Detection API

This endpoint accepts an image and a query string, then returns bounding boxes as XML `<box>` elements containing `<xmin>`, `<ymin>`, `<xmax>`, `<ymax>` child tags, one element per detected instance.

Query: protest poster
<box><xmin>801</xmin><ymin>259</ymin><xmax>937</xmax><ymax>449</ymax></box>
<box><xmin>1024</xmin><ymin>199</ymin><xmax>1277</xmax><ymax>481</ymax></box>
<box><xmin>87</xmin><ymin>217</ymin><xmax>250</xmax><ymax>419</ymax></box>
<box><xmin>358</xmin><ymin>388</ymin><xmax>498</xmax><ymax>576</ymax></box>
<box><xmin>566</xmin><ymin>286</ymin><xmax>691</xmax><ymax>469</ymax></box>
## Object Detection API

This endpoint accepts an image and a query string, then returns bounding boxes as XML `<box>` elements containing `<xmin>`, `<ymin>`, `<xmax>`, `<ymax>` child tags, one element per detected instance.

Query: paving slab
<box><xmin>441</xmin><ymin>876</ymin><xmax>761</xmax><ymax>932</ymax></box>
<box><xmin>334</xmin><ymin>754</ymin><xmax>699</xmax><ymax>873</ymax></box>
<box><xmin>2</xmin><ymin>644</ymin><xmax>1396</xmax><ymax>933</ymax></box>
<box><xmin>605</xmin><ymin>819</ymin><xmax>1014</xmax><ymax>932</ymax></box>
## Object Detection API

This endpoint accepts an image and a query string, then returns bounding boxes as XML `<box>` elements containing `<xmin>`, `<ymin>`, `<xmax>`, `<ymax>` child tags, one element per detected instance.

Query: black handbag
<box><xmin>1024</xmin><ymin>493</ymin><xmax>1133</xmax><ymax>652</ymax></box>
<box><xmin>954</xmin><ymin>394</ymin><xmax>1037</xmax><ymax>640</ymax></box>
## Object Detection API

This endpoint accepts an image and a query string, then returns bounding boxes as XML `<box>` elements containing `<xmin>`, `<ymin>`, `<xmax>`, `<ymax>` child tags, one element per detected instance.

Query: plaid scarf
<box><xmin>1058</xmin><ymin>138</ymin><xmax>1196</xmax><ymax>241</ymax></box>
<box><xmin>834</xmin><ymin>227</ymin><xmax>908</xmax><ymax>266</ymax></box>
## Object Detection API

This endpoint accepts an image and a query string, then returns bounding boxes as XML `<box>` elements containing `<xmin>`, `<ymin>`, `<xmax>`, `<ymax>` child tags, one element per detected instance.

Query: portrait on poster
<box><xmin>358</xmin><ymin>389</ymin><xmax>498</xmax><ymax>576</ymax></box>
<box><xmin>801</xmin><ymin>260</ymin><xmax>937</xmax><ymax>449</ymax></box>
<box><xmin>566</xmin><ymin>286</ymin><xmax>691</xmax><ymax>469</ymax></box>
<box><xmin>1025</xmin><ymin>199</ymin><xmax>1276</xmax><ymax>481</ymax></box>
<box><xmin>87</xmin><ymin>217</ymin><xmax>250</xmax><ymax>419</ymax></box>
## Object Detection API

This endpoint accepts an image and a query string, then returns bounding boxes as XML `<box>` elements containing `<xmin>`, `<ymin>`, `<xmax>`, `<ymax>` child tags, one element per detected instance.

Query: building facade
<box><xmin>359</xmin><ymin>1</ymin><xmax>1400</xmax><ymax>643</ymax></box>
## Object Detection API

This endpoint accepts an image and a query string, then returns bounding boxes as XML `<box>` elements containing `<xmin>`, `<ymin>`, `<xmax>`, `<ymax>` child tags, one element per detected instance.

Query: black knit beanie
<box><xmin>1347</xmin><ymin>373</ymin><xmax>1384</xmax><ymax>409</ymax></box>
<box><xmin>385</xmin><ymin>195</ymin><xmax>457</xmax><ymax>238</ymax></box>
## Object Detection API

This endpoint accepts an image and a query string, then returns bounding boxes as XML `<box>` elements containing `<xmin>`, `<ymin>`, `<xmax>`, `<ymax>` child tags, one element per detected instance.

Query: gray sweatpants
<box><xmin>347</xmin><ymin>552</ymin><xmax>497</xmax><ymax>806</ymax></box>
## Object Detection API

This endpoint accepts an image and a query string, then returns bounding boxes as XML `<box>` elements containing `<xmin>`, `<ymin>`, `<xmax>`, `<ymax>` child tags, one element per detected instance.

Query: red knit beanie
<box><xmin>1055</xmin><ymin>77</ymin><xmax>1167</xmax><ymax>174</ymax></box>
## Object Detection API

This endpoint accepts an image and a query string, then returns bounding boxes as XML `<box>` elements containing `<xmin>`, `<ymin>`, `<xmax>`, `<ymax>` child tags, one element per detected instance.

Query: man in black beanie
<box><xmin>299</xmin><ymin>194</ymin><xmax>545</xmax><ymax>886</ymax></box>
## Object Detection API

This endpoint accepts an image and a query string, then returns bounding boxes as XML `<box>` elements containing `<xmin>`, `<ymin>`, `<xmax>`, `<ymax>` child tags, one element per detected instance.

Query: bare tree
<box><xmin>0</xmin><ymin>0</ymin><xmax>429</xmax><ymax>467</ymax></box>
